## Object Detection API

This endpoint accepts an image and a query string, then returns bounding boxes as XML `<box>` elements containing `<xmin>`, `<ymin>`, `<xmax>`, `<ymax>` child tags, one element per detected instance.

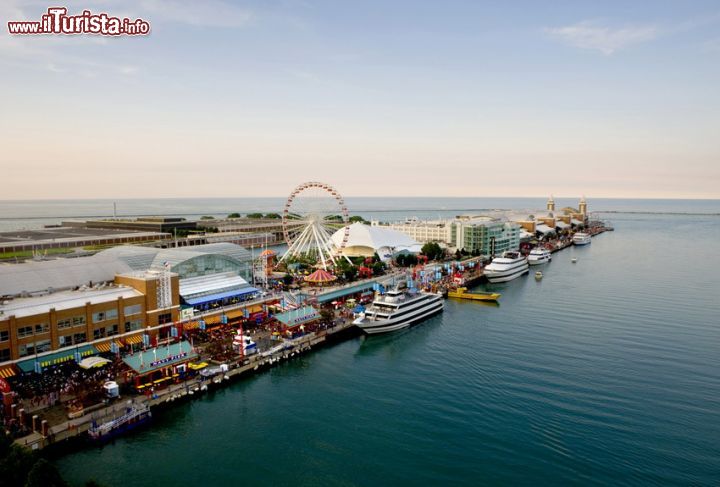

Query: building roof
<box><xmin>274</xmin><ymin>305</ymin><xmax>320</xmax><ymax>328</ymax></box>
<box><xmin>122</xmin><ymin>341</ymin><xmax>197</xmax><ymax>374</ymax></box>
<box><xmin>179</xmin><ymin>272</ymin><xmax>251</xmax><ymax>300</ymax></box>
<box><xmin>330</xmin><ymin>223</ymin><xmax>419</xmax><ymax>252</ymax></box>
<box><xmin>535</xmin><ymin>224</ymin><xmax>556</xmax><ymax>235</ymax></box>
<box><xmin>0</xmin><ymin>242</ymin><xmax>253</xmax><ymax>298</ymax></box>
<box><xmin>0</xmin><ymin>255</ymin><xmax>132</xmax><ymax>297</ymax></box>
<box><xmin>0</xmin><ymin>286</ymin><xmax>142</xmax><ymax>318</ymax></box>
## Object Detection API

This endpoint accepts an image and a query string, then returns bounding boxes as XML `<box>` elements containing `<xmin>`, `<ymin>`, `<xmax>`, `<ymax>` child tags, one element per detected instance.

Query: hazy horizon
<box><xmin>1</xmin><ymin>1</ymin><xmax>719</xmax><ymax>199</ymax></box>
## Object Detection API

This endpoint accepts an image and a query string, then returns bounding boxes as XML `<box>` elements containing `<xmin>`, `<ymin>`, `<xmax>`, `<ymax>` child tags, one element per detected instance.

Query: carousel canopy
<box><xmin>305</xmin><ymin>269</ymin><xmax>337</xmax><ymax>283</ymax></box>
<box><xmin>260</xmin><ymin>249</ymin><xmax>276</xmax><ymax>257</ymax></box>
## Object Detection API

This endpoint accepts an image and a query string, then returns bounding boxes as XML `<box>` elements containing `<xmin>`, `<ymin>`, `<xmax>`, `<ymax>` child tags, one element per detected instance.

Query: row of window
<box><xmin>57</xmin><ymin>316</ymin><xmax>86</xmax><ymax>329</ymax></box>
<box><xmin>18</xmin><ymin>339</ymin><xmax>52</xmax><ymax>357</ymax></box>
<box><xmin>58</xmin><ymin>333</ymin><xmax>87</xmax><ymax>348</ymax></box>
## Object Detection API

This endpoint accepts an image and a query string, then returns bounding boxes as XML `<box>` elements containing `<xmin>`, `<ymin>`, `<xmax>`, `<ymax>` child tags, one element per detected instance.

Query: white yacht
<box><xmin>353</xmin><ymin>287</ymin><xmax>444</xmax><ymax>334</ymax></box>
<box><xmin>527</xmin><ymin>247</ymin><xmax>552</xmax><ymax>265</ymax></box>
<box><xmin>483</xmin><ymin>251</ymin><xmax>529</xmax><ymax>283</ymax></box>
<box><xmin>572</xmin><ymin>232</ymin><xmax>592</xmax><ymax>245</ymax></box>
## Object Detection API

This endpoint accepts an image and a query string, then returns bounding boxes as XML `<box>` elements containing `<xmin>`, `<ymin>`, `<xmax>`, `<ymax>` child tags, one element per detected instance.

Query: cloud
<box><xmin>140</xmin><ymin>0</ymin><xmax>254</xmax><ymax>28</ymax></box>
<box><xmin>545</xmin><ymin>21</ymin><xmax>659</xmax><ymax>55</ymax></box>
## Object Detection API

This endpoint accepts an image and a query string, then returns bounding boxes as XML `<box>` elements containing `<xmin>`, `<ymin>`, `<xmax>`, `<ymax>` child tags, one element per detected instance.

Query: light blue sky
<box><xmin>1</xmin><ymin>1</ymin><xmax>718</xmax><ymax>199</ymax></box>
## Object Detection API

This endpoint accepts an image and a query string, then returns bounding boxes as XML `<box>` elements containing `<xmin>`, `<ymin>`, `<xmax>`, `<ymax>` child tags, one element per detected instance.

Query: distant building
<box><xmin>450</xmin><ymin>217</ymin><xmax>521</xmax><ymax>256</ymax></box>
<box><xmin>374</xmin><ymin>217</ymin><xmax>520</xmax><ymax>257</ymax></box>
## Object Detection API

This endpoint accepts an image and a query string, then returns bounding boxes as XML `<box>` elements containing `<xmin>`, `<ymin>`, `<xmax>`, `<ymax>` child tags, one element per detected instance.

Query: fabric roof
<box><xmin>571</xmin><ymin>219</ymin><xmax>584</xmax><ymax>225</ymax></box>
<box><xmin>555</xmin><ymin>221</ymin><xmax>570</xmax><ymax>229</ymax></box>
<box><xmin>330</xmin><ymin>223</ymin><xmax>419</xmax><ymax>252</ymax></box>
<box><xmin>122</xmin><ymin>341</ymin><xmax>197</xmax><ymax>374</ymax></box>
<box><xmin>305</xmin><ymin>269</ymin><xmax>337</xmax><ymax>283</ymax></box>
<box><xmin>184</xmin><ymin>287</ymin><xmax>259</xmax><ymax>305</ymax></box>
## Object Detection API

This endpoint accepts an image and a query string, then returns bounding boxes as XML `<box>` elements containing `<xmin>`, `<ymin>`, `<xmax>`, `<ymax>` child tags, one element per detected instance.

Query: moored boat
<box><xmin>353</xmin><ymin>287</ymin><xmax>444</xmax><ymax>335</ymax></box>
<box><xmin>447</xmin><ymin>287</ymin><xmax>501</xmax><ymax>302</ymax></box>
<box><xmin>88</xmin><ymin>402</ymin><xmax>151</xmax><ymax>442</ymax></box>
<box><xmin>483</xmin><ymin>251</ymin><xmax>529</xmax><ymax>283</ymax></box>
<box><xmin>527</xmin><ymin>247</ymin><xmax>552</xmax><ymax>265</ymax></box>
<box><xmin>572</xmin><ymin>232</ymin><xmax>591</xmax><ymax>245</ymax></box>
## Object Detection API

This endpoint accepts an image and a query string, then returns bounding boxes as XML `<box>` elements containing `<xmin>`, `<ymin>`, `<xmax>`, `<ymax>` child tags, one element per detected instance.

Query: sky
<box><xmin>0</xmin><ymin>0</ymin><xmax>719</xmax><ymax>200</ymax></box>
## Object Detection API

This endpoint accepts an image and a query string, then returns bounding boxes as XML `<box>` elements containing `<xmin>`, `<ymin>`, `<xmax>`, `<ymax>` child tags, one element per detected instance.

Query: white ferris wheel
<box><xmin>280</xmin><ymin>181</ymin><xmax>350</xmax><ymax>270</ymax></box>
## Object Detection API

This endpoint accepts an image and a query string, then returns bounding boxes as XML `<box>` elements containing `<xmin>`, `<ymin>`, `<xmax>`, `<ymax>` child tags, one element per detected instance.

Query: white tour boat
<box><xmin>353</xmin><ymin>287</ymin><xmax>444</xmax><ymax>335</ymax></box>
<box><xmin>527</xmin><ymin>247</ymin><xmax>552</xmax><ymax>265</ymax></box>
<box><xmin>572</xmin><ymin>232</ymin><xmax>592</xmax><ymax>245</ymax></box>
<box><xmin>483</xmin><ymin>251</ymin><xmax>529</xmax><ymax>283</ymax></box>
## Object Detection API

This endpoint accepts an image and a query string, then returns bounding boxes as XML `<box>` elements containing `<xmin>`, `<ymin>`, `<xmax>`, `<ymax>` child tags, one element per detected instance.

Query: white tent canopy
<box><xmin>571</xmin><ymin>219</ymin><xmax>584</xmax><ymax>226</ymax></box>
<box><xmin>555</xmin><ymin>221</ymin><xmax>570</xmax><ymax>230</ymax></box>
<box><xmin>535</xmin><ymin>224</ymin><xmax>556</xmax><ymax>235</ymax></box>
<box><xmin>330</xmin><ymin>223</ymin><xmax>420</xmax><ymax>258</ymax></box>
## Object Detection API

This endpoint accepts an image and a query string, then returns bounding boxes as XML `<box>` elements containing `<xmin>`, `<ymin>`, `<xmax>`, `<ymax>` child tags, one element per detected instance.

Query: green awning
<box><xmin>275</xmin><ymin>305</ymin><xmax>320</xmax><ymax>328</ymax></box>
<box><xmin>122</xmin><ymin>341</ymin><xmax>197</xmax><ymax>374</ymax></box>
<box><xmin>17</xmin><ymin>345</ymin><xmax>98</xmax><ymax>373</ymax></box>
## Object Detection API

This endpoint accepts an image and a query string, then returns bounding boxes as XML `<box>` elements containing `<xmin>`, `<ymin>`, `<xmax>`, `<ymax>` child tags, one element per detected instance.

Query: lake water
<box><xmin>3</xmin><ymin>198</ymin><xmax>717</xmax><ymax>485</ymax></box>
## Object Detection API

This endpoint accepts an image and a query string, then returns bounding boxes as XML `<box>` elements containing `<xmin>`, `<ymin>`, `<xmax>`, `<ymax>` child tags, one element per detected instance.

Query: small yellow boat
<box><xmin>447</xmin><ymin>287</ymin><xmax>501</xmax><ymax>302</ymax></box>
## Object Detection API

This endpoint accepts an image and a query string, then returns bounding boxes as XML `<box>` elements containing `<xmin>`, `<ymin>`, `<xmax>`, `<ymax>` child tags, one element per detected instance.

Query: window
<box><xmin>92</xmin><ymin>311</ymin><xmax>106</xmax><ymax>323</ymax></box>
<box><xmin>158</xmin><ymin>313</ymin><xmax>172</xmax><ymax>325</ymax></box>
<box><xmin>60</xmin><ymin>333</ymin><xmax>87</xmax><ymax>347</ymax></box>
<box><xmin>34</xmin><ymin>323</ymin><xmax>49</xmax><ymax>334</ymax></box>
<box><xmin>124</xmin><ymin>304</ymin><xmax>142</xmax><ymax>316</ymax></box>
<box><xmin>106</xmin><ymin>309</ymin><xmax>118</xmax><ymax>320</ymax></box>
<box><xmin>93</xmin><ymin>328</ymin><xmax>106</xmax><ymax>340</ymax></box>
<box><xmin>35</xmin><ymin>339</ymin><xmax>51</xmax><ymax>353</ymax></box>
<box><xmin>17</xmin><ymin>326</ymin><xmax>33</xmax><ymax>338</ymax></box>
<box><xmin>18</xmin><ymin>343</ymin><xmax>34</xmax><ymax>357</ymax></box>
<box><xmin>124</xmin><ymin>320</ymin><xmax>143</xmax><ymax>332</ymax></box>
<box><xmin>0</xmin><ymin>330</ymin><xmax>8</xmax><ymax>342</ymax></box>
<box><xmin>57</xmin><ymin>318</ymin><xmax>72</xmax><ymax>329</ymax></box>
<box><xmin>0</xmin><ymin>348</ymin><xmax>9</xmax><ymax>361</ymax></box>
<box><xmin>72</xmin><ymin>316</ymin><xmax>86</xmax><ymax>327</ymax></box>
<box><xmin>106</xmin><ymin>324</ymin><xmax>119</xmax><ymax>336</ymax></box>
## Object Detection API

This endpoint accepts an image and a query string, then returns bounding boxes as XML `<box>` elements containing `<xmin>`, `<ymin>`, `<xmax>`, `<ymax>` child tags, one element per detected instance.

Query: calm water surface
<box><xmin>52</xmin><ymin>211</ymin><xmax>720</xmax><ymax>486</ymax></box>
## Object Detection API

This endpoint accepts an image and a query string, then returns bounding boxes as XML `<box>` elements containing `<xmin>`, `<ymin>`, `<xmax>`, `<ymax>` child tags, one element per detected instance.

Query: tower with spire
<box><xmin>579</xmin><ymin>196</ymin><xmax>587</xmax><ymax>216</ymax></box>
<box><xmin>546</xmin><ymin>195</ymin><xmax>555</xmax><ymax>212</ymax></box>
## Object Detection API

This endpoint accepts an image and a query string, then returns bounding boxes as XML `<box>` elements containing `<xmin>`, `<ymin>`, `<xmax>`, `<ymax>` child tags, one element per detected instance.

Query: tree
<box><xmin>421</xmin><ymin>242</ymin><xmax>443</xmax><ymax>261</ymax></box>
<box><xmin>25</xmin><ymin>459</ymin><xmax>68</xmax><ymax>487</ymax></box>
<box><xmin>200</xmin><ymin>215</ymin><xmax>215</xmax><ymax>220</ymax></box>
<box><xmin>372</xmin><ymin>261</ymin><xmax>385</xmax><ymax>276</ymax></box>
<box><xmin>227</xmin><ymin>213</ymin><xmax>241</xmax><ymax>219</ymax></box>
<box><xmin>282</xmin><ymin>273</ymin><xmax>293</xmax><ymax>286</ymax></box>
<box><xmin>349</xmin><ymin>215</ymin><xmax>369</xmax><ymax>224</ymax></box>
<box><xmin>264</xmin><ymin>213</ymin><xmax>281</xmax><ymax>219</ymax></box>
<box><xmin>247</xmin><ymin>213</ymin><xmax>264</xmax><ymax>219</ymax></box>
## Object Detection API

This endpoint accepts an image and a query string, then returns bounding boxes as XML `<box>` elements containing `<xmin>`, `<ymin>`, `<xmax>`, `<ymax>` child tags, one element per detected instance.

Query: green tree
<box><xmin>264</xmin><ymin>213</ymin><xmax>281</xmax><ymax>219</ymax></box>
<box><xmin>372</xmin><ymin>261</ymin><xmax>385</xmax><ymax>276</ymax></box>
<box><xmin>200</xmin><ymin>215</ymin><xmax>215</xmax><ymax>220</ymax></box>
<box><xmin>227</xmin><ymin>212</ymin><xmax>241</xmax><ymax>219</ymax></box>
<box><xmin>421</xmin><ymin>242</ymin><xmax>443</xmax><ymax>261</ymax></box>
<box><xmin>349</xmin><ymin>215</ymin><xmax>369</xmax><ymax>224</ymax></box>
<box><xmin>24</xmin><ymin>458</ymin><xmax>68</xmax><ymax>487</ymax></box>
<box><xmin>247</xmin><ymin>213</ymin><xmax>264</xmax><ymax>219</ymax></box>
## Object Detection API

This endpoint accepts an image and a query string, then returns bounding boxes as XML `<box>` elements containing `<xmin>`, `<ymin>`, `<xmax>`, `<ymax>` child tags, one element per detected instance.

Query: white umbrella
<box><xmin>78</xmin><ymin>356</ymin><xmax>111</xmax><ymax>369</ymax></box>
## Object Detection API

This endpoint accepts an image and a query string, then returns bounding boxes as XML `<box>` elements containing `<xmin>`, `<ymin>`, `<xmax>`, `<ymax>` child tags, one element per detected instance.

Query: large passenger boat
<box><xmin>353</xmin><ymin>287</ymin><xmax>444</xmax><ymax>334</ymax></box>
<box><xmin>483</xmin><ymin>251</ymin><xmax>529</xmax><ymax>283</ymax></box>
<box><xmin>572</xmin><ymin>232</ymin><xmax>592</xmax><ymax>245</ymax></box>
<box><xmin>527</xmin><ymin>247</ymin><xmax>552</xmax><ymax>265</ymax></box>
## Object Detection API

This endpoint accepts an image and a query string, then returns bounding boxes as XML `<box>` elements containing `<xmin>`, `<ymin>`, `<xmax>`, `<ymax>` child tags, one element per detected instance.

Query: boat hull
<box><xmin>485</xmin><ymin>266</ymin><xmax>529</xmax><ymax>283</ymax></box>
<box><xmin>447</xmin><ymin>292</ymin><xmax>500</xmax><ymax>301</ymax></box>
<box><xmin>527</xmin><ymin>256</ymin><xmax>551</xmax><ymax>265</ymax></box>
